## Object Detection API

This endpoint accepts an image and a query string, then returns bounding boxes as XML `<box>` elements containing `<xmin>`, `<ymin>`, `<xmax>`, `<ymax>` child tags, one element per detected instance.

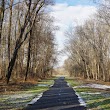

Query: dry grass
<box><xmin>66</xmin><ymin>76</ymin><xmax>110</xmax><ymax>86</ymax></box>
<box><xmin>0</xmin><ymin>78</ymin><xmax>38</xmax><ymax>95</ymax></box>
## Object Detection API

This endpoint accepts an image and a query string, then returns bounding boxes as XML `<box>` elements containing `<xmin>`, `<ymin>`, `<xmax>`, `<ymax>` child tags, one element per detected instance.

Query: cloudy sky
<box><xmin>50</xmin><ymin>0</ymin><xmax>97</xmax><ymax>66</ymax></box>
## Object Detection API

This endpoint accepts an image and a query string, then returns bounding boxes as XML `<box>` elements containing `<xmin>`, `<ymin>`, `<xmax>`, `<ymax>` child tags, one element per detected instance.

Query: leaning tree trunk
<box><xmin>6</xmin><ymin>29</ymin><xmax>30</xmax><ymax>83</ymax></box>
<box><xmin>6</xmin><ymin>42</ymin><xmax>20</xmax><ymax>84</ymax></box>
<box><xmin>6</xmin><ymin>27</ymin><xmax>27</xmax><ymax>84</ymax></box>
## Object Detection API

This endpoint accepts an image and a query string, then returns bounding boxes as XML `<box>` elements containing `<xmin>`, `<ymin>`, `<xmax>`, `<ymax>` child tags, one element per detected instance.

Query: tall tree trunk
<box><xmin>0</xmin><ymin>0</ymin><xmax>5</xmax><ymax>44</ymax></box>
<box><xmin>25</xmin><ymin>30</ymin><xmax>32</xmax><ymax>81</ymax></box>
<box><xmin>8</xmin><ymin>0</ymin><xmax>13</xmax><ymax>61</ymax></box>
<box><xmin>0</xmin><ymin>0</ymin><xmax>5</xmax><ymax>79</ymax></box>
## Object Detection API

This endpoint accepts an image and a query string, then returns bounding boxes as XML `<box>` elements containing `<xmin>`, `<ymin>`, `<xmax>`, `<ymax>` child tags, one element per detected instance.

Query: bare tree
<box><xmin>6</xmin><ymin>0</ymin><xmax>55</xmax><ymax>84</ymax></box>
<box><xmin>64</xmin><ymin>12</ymin><xmax>110</xmax><ymax>81</ymax></box>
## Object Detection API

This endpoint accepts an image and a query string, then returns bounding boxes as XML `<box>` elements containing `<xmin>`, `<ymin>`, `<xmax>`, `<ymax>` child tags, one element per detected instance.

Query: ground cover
<box><xmin>66</xmin><ymin>77</ymin><xmax>110</xmax><ymax>110</ymax></box>
<box><xmin>0</xmin><ymin>78</ymin><xmax>55</xmax><ymax>110</ymax></box>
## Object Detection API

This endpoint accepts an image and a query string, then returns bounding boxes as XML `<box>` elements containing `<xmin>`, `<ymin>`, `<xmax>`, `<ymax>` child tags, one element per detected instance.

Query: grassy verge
<box><xmin>66</xmin><ymin>78</ymin><xmax>110</xmax><ymax>110</ymax></box>
<box><xmin>0</xmin><ymin>78</ymin><xmax>55</xmax><ymax>110</ymax></box>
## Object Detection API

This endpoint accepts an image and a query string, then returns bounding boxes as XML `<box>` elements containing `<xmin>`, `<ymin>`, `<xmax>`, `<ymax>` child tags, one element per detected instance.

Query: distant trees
<box><xmin>0</xmin><ymin>0</ymin><xmax>57</xmax><ymax>83</ymax></box>
<box><xmin>64</xmin><ymin>0</ymin><xmax>110</xmax><ymax>82</ymax></box>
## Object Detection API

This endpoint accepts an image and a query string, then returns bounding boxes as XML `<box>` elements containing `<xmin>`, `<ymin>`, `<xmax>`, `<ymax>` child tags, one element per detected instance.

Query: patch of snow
<box><xmin>87</xmin><ymin>84</ymin><xmax>110</xmax><ymax>90</ymax></box>
<box><xmin>28</xmin><ymin>93</ymin><xmax>43</xmax><ymax>105</ymax></box>
<box><xmin>10</xmin><ymin>94</ymin><xmax>34</xmax><ymax>99</ymax></box>
<box><xmin>67</xmin><ymin>83</ymin><xmax>70</xmax><ymax>87</ymax></box>
<box><xmin>75</xmin><ymin>92</ymin><xmax>86</xmax><ymax>107</ymax></box>
<box><xmin>73</xmin><ymin>86</ymin><xmax>88</xmax><ymax>89</ymax></box>
<box><xmin>74</xmin><ymin>84</ymin><xmax>110</xmax><ymax>90</ymax></box>
<box><xmin>74</xmin><ymin>89</ymin><xmax>86</xmax><ymax>107</ymax></box>
<box><xmin>50</xmin><ymin>84</ymin><xmax>53</xmax><ymax>87</ymax></box>
<box><xmin>81</xmin><ymin>92</ymin><xmax>101</xmax><ymax>95</ymax></box>
<box><xmin>37</xmin><ymin>84</ymin><xmax>49</xmax><ymax>87</ymax></box>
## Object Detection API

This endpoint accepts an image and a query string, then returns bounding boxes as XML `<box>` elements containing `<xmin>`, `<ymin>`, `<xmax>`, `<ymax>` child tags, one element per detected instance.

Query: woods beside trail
<box><xmin>0</xmin><ymin>0</ymin><xmax>57</xmax><ymax>84</ymax></box>
<box><xmin>0</xmin><ymin>0</ymin><xmax>110</xmax><ymax>90</ymax></box>
<box><xmin>64</xmin><ymin>0</ymin><xmax>110</xmax><ymax>82</ymax></box>
<box><xmin>0</xmin><ymin>0</ymin><xmax>110</xmax><ymax>110</ymax></box>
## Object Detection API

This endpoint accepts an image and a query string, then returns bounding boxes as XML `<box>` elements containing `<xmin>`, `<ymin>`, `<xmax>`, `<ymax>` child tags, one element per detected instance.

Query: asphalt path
<box><xmin>24</xmin><ymin>77</ymin><xmax>86</xmax><ymax>110</ymax></box>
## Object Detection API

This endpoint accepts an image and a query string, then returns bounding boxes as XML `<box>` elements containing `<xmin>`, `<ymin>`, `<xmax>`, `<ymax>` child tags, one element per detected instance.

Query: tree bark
<box><xmin>0</xmin><ymin>0</ymin><xmax>5</xmax><ymax>79</ymax></box>
<box><xmin>0</xmin><ymin>0</ymin><xmax>5</xmax><ymax>44</ymax></box>
<box><xmin>25</xmin><ymin>30</ymin><xmax>32</xmax><ymax>81</ymax></box>
<box><xmin>7</xmin><ymin>0</ymin><xmax>14</xmax><ymax>61</ymax></box>
<box><xmin>6</xmin><ymin>42</ymin><xmax>20</xmax><ymax>84</ymax></box>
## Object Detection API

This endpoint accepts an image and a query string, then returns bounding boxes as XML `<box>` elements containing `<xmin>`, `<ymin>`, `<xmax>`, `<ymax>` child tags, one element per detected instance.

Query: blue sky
<box><xmin>51</xmin><ymin>0</ymin><xmax>97</xmax><ymax>67</ymax></box>
<box><xmin>55</xmin><ymin>0</ymin><xmax>96</xmax><ymax>6</ymax></box>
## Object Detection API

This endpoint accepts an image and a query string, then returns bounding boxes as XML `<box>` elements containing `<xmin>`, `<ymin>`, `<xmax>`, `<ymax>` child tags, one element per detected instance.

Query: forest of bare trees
<box><xmin>64</xmin><ymin>0</ymin><xmax>110</xmax><ymax>82</ymax></box>
<box><xmin>0</xmin><ymin>0</ymin><xmax>57</xmax><ymax>84</ymax></box>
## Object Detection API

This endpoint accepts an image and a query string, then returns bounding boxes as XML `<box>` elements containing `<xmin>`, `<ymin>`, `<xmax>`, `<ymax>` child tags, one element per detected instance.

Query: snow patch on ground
<box><xmin>74</xmin><ymin>85</ymin><xmax>88</xmax><ymax>88</ymax></box>
<box><xmin>27</xmin><ymin>83</ymin><xmax>54</xmax><ymax>105</ymax></box>
<box><xmin>74</xmin><ymin>88</ymin><xmax>86</xmax><ymax>107</ymax></box>
<box><xmin>67</xmin><ymin>83</ymin><xmax>70</xmax><ymax>87</ymax></box>
<box><xmin>50</xmin><ymin>84</ymin><xmax>53</xmax><ymax>87</ymax></box>
<box><xmin>37</xmin><ymin>84</ymin><xmax>49</xmax><ymax>87</ymax></box>
<box><xmin>81</xmin><ymin>92</ymin><xmax>101</xmax><ymax>95</ymax></box>
<box><xmin>75</xmin><ymin>92</ymin><xmax>86</xmax><ymax>107</ymax></box>
<box><xmin>28</xmin><ymin>93</ymin><xmax>43</xmax><ymax>105</ymax></box>
<box><xmin>74</xmin><ymin>84</ymin><xmax>110</xmax><ymax>90</ymax></box>
<box><xmin>9</xmin><ymin>94</ymin><xmax>34</xmax><ymax>99</ymax></box>
<box><xmin>87</xmin><ymin>84</ymin><xmax>110</xmax><ymax>89</ymax></box>
<box><xmin>0</xmin><ymin>93</ymin><xmax>35</xmax><ymax>101</ymax></box>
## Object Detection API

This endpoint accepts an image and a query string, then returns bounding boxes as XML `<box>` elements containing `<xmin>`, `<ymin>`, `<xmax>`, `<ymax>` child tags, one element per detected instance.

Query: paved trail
<box><xmin>24</xmin><ymin>77</ymin><xmax>86</xmax><ymax>110</ymax></box>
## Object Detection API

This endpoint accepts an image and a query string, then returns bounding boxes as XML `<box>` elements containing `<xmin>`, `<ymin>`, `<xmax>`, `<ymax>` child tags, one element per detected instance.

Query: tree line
<box><xmin>0</xmin><ymin>0</ymin><xmax>57</xmax><ymax>84</ymax></box>
<box><xmin>64</xmin><ymin>0</ymin><xmax>110</xmax><ymax>82</ymax></box>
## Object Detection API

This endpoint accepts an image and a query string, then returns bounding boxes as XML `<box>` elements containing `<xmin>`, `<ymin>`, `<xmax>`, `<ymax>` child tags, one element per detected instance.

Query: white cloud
<box><xmin>50</xmin><ymin>3</ymin><xmax>97</xmax><ymax>66</ymax></box>
<box><xmin>51</xmin><ymin>3</ymin><xmax>96</xmax><ymax>26</ymax></box>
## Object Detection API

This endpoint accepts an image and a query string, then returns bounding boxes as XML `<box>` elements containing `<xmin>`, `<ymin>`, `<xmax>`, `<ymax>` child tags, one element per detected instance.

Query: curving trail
<box><xmin>24</xmin><ymin>77</ymin><xmax>86</xmax><ymax>110</ymax></box>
